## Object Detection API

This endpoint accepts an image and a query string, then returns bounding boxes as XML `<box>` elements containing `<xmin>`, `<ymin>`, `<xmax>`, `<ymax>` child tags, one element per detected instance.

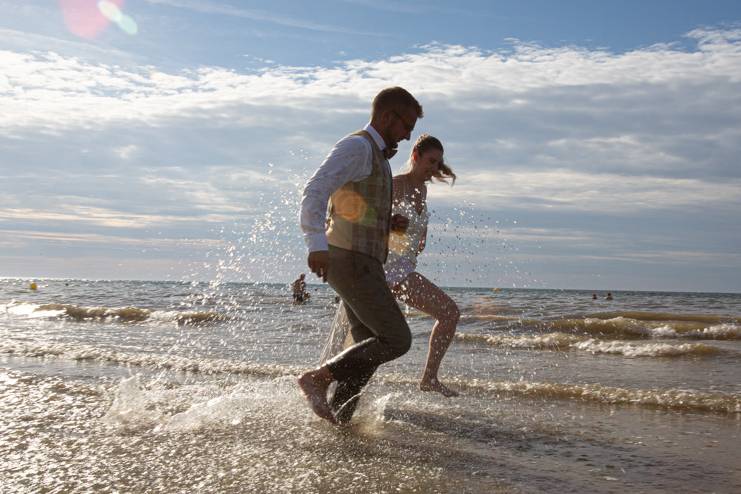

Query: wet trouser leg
<box><xmin>325</xmin><ymin>246</ymin><xmax>411</xmax><ymax>422</ymax></box>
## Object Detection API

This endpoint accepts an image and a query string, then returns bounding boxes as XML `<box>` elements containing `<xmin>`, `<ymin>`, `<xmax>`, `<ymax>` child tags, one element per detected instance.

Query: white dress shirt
<box><xmin>300</xmin><ymin>123</ymin><xmax>387</xmax><ymax>252</ymax></box>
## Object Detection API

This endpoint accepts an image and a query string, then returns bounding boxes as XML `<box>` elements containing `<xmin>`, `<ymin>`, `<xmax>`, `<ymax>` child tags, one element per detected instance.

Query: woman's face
<box><xmin>412</xmin><ymin>148</ymin><xmax>443</xmax><ymax>182</ymax></box>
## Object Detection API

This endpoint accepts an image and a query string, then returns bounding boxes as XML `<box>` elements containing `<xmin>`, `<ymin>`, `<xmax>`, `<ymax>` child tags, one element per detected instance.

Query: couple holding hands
<box><xmin>298</xmin><ymin>87</ymin><xmax>459</xmax><ymax>424</ymax></box>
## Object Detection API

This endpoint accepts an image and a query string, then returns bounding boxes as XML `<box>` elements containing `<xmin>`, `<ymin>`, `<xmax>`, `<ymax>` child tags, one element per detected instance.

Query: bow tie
<box><xmin>384</xmin><ymin>146</ymin><xmax>398</xmax><ymax>160</ymax></box>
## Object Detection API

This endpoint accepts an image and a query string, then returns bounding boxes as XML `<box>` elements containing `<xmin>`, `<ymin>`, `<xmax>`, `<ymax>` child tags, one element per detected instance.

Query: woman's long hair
<box><xmin>410</xmin><ymin>134</ymin><xmax>456</xmax><ymax>185</ymax></box>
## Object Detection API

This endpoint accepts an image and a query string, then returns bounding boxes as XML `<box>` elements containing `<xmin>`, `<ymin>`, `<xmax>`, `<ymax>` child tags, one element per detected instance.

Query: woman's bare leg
<box><xmin>392</xmin><ymin>272</ymin><xmax>460</xmax><ymax>397</ymax></box>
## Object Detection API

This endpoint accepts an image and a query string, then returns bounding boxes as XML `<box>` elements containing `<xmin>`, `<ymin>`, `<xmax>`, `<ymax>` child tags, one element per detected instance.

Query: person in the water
<box><xmin>297</xmin><ymin>86</ymin><xmax>423</xmax><ymax>424</ymax></box>
<box><xmin>384</xmin><ymin>134</ymin><xmax>460</xmax><ymax>397</ymax></box>
<box><xmin>291</xmin><ymin>274</ymin><xmax>308</xmax><ymax>304</ymax></box>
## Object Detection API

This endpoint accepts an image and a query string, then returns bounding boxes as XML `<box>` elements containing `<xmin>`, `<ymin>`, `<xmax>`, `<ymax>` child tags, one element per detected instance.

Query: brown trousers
<box><xmin>324</xmin><ymin>245</ymin><xmax>412</xmax><ymax>422</ymax></box>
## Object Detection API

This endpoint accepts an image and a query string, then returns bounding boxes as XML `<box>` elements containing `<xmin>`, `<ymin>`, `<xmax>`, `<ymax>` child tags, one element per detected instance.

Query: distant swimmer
<box><xmin>291</xmin><ymin>274</ymin><xmax>309</xmax><ymax>304</ymax></box>
<box><xmin>606</xmin><ymin>292</ymin><xmax>613</xmax><ymax>300</ymax></box>
<box><xmin>592</xmin><ymin>293</ymin><xmax>597</xmax><ymax>300</ymax></box>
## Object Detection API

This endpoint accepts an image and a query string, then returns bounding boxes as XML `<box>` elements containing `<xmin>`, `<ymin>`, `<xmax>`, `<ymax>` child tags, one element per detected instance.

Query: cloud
<box><xmin>0</xmin><ymin>206</ymin><xmax>225</xmax><ymax>229</ymax></box>
<box><xmin>2</xmin><ymin>27</ymin><xmax>741</xmax><ymax>288</ymax></box>
<box><xmin>429</xmin><ymin>169</ymin><xmax>741</xmax><ymax>213</ymax></box>
<box><xmin>2</xmin><ymin>29</ymin><xmax>740</xmax><ymax>128</ymax></box>
<box><xmin>0</xmin><ymin>228</ymin><xmax>224</xmax><ymax>249</ymax></box>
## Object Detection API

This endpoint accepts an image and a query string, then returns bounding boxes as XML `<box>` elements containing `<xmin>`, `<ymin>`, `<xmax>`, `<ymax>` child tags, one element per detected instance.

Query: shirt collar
<box><xmin>364</xmin><ymin>123</ymin><xmax>386</xmax><ymax>152</ymax></box>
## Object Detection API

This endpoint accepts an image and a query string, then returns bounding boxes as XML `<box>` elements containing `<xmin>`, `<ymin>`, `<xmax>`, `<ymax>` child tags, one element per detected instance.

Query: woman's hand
<box><xmin>390</xmin><ymin>214</ymin><xmax>409</xmax><ymax>233</ymax></box>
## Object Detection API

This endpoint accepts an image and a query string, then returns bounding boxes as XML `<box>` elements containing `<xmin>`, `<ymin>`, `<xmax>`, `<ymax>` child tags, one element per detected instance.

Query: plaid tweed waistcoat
<box><xmin>326</xmin><ymin>130</ymin><xmax>392</xmax><ymax>263</ymax></box>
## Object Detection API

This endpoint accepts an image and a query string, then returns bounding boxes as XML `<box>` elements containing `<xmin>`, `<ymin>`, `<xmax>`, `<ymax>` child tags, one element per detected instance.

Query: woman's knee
<box><xmin>437</xmin><ymin>300</ymin><xmax>460</xmax><ymax>326</ymax></box>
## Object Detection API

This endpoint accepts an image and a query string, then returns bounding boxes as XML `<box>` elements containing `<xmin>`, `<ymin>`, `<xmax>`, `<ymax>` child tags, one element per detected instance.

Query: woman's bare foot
<box><xmin>297</xmin><ymin>369</ymin><xmax>337</xmax><ymax>424</ymax></box>
<box><xmin>419</xmin><ymin>377</ymin><xmax>459</xmax><ymax>397</ymax></box>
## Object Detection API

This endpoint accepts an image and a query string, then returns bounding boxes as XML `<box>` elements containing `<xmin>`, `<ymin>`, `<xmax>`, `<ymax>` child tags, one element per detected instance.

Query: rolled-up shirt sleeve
<box><xmin>300</xmin><ymin>136</ymin><xmax>372</xmax><ymax>252</ymax></box>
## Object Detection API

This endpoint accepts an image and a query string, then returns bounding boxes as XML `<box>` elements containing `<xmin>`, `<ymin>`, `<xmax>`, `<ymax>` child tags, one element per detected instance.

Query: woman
<box><xmin>320</xmin><ymin>134</ymin><xmax>460</xmax><ymax>398</ymax></box>
<box><xmin>385</xmin><ymin>134</ymin><xmax>460</xmax><ymax>397</ymax></box>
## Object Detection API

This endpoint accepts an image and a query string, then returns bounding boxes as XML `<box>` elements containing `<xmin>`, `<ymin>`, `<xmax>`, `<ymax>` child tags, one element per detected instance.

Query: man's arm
<box><xmin>299</xmin><ymin>136</ymin><xmax>372</xmax><ymax>281</ymax></box>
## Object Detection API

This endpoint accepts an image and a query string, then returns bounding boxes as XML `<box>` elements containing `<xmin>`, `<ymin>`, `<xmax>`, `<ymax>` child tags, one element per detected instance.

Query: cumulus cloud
<box><xmin>429</xmin><ymin>169</ymin><xmax>741</xmax><ymax>213</ymax></box>
<box><xmin>1</xmin><ymin>27</ymin><xmax>740</xmax><ymax>288</ymax></box>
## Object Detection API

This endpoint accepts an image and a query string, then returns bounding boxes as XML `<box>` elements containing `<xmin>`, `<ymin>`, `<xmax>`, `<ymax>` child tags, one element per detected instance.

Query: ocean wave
<box><xmin>2</xmin><ymin>301</ymin><xmax>225</xmax><ymax>326</ymax></box>
<box><xmin>0</xmin><ymin>340</ymin><xmax>298</xmax><ymax>377</ymax></box>
<box><xmin>455</xmin><ymin>331</ymin><xmax>732</xmax><ymax>357</ymax></box>
<box><xmin>456</xmin><ymin>332</ymin><xmax>585</xmax><ymax>349</ymax></box>
<box><xmin>679</xmin><ymin>323</ymin><xmax>740</xmax><ymax>340</ymax></box>
<box><xmin>4</xmin><ymin>339</ymin><xmax>738</xmax><ymax>415</ymax></box>
<box><xmin>588</xmin><ymin>311</ymin><xmax>735</xmax><ymax>324</ymax></box>
<box><xmin>431</xmin><ymin>378</ymin><xmax>740</xmax><ymax>415</ymax></box>
<box><xmin>541</xmin><ymin>317</ymin><xmax>740</xmax><ymax>340</ymax></box>
<box><xmin>572</xmin><ymin>339</ymin><xmax>726</xmax><ymax>357</ymax></box>
<box><xmin>460</xmin><ymin>314</ymin><xmax>521</xmax><ymax>322</ymax></box>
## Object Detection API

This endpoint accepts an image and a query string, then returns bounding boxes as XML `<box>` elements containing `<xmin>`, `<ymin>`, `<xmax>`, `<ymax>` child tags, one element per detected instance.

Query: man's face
<box><xmin>383</xmin><ymin>106</ymin><xmax>418</xmax><ymax>154</ymax></box>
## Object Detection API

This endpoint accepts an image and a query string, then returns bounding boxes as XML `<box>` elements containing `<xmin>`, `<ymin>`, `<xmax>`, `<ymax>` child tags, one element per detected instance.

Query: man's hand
<box><xmin>308</xmin><ymin>250</ymin><xmax>329</xmax><ymax>282</ymax></box>
<box><xmin>390</xmin><ymin>214</ymin><xmax>409</xmax><ymax>233</ymax></box>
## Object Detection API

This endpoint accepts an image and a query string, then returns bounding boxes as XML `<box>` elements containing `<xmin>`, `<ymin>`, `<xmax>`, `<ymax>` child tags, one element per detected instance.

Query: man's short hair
<box><xmin>372</xmin><ymin>87</ymin><xmax>423</xmax><ymax>119</ymax></box>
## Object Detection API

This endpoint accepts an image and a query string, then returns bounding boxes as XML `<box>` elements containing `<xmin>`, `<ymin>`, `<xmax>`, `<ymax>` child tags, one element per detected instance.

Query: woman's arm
<box><xmin>417</xmin><ymin>185</ymin><xmax>428</xmax><ymax>255</ymax></box>
<box><xmin>392</xmin><ymin>175</ymin><xmax>406</xmax><ymax>206</ymax></box>
<box><xmin>417</xmin><ymin>225</ymin><xmax>427</xmax><ymax>256</ymax></box>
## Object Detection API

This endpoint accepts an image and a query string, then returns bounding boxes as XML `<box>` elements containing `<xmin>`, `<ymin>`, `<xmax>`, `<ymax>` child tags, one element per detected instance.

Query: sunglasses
<box><xmin>391</xmin><ymin>110</ymin><xmax>416</xmax><ymax>134</ymax></box>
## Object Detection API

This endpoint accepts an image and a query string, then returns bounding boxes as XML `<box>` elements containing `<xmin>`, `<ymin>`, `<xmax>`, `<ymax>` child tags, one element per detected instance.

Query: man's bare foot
<box><xmin>298</xmin><ymin>370</ymin><xmax>337</xmax><ymax>424</ymax></box>
<box><xmin>420</xmin><ymin>378</ymin><xmax>459</xmax><ymax>397</ymax></box>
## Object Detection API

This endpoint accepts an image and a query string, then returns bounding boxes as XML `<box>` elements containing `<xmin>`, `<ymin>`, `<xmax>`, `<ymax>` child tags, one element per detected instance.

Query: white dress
<box><xmin>384</xmin><ymin>196</ymin><xmax>429</xmax><ymax>286</ymax></box>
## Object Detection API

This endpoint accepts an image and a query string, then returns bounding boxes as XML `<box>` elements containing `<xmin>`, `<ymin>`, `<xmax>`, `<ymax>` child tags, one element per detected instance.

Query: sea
<box><xmin>1</xmin><ymin>278</ymin><xmax>739</xmax><ymax>493</ymax></box>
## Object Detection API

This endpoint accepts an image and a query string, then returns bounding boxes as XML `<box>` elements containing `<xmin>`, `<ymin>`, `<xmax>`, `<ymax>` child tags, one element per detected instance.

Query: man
<box><xmin>292</xmin><ymin>273</ymin><xmax>308</xmax><ymax>304</ymax></box>
<box><xmin>298</xmin><ymin>87</ymin><xmax>423</xmax><ymax>424</ymax></box>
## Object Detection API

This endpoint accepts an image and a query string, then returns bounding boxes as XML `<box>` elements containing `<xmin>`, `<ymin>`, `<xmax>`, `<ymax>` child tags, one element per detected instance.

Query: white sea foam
<box><xmin>428</xmin><ymin>377</ymin><xmax>741</xmax><ymax>414</ymax></box>
<box><xmin>103</xmin><ymin>375</ymin><xmax>317</xmax><ymax>433</ymax></box>
<box><xmin>573</xmin><ymin>339</ymin><xmax>725</xmax><ymax>357</ymax></box>
<box><xmin>646</xmin><ymin>323</ymin><xmax>740</xmax><ymax>340</ymax></box>
<box><xmin>544</xmin><ymin>316</ymin><xmax>741</xmax><ymax>340</ymax></box>
<box><xmin>161</xmin><ymin>378</ymin><xmax>306</xmax><ymax>432</ymax></box>
<box><xmin>1</xmin><ymin>301</ymin><xmax>224</xmax><ymax>325</ymax></box>
<box><xmin>2</xmin><ymin>301</ymin><xmax>64</xmax><ymax>319</ymax></box>
<box><xmin>456</xmin><ymin>332</ymin><xmax>585</xmax><ymax>349</ymax></box>
<box><xmin>0</xmin><ymin>339</ymin><xmax>299</xmax><ymax>377</ymax></box>
<box><xmin>456</xmin><ymin>330</ymin><xmax>736</xmax><ymax>356</ymax></box>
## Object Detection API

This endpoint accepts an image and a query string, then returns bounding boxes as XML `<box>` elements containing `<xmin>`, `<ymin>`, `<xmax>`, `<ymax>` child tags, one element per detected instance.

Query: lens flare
<box><xmin>98</xmin><ymin>0</ymin><xmax>139</xmax><ymax>36</ymax></box>
<box><xmin>117</xmin><ymin>14</ymin><xmax>138</xmax><ymax>35</ymax></box>
<box><xmin>98</xmin><ymin>1</ymin><xmax>139</xmax><ymax>35</ymax></box>
<box><xmin>97</xmin><ymin>0</ymin><xmax>122</xmax><ymax>22</ymax></box>
<box><xmin>332</xmin><ymin>190</ymin><xmax>367</xmax><ymax>223</ymax></box>
<box><xmin>58</xmin><ymin>0</ymin><xmax>137</xmax><ymax>38</ymax></box>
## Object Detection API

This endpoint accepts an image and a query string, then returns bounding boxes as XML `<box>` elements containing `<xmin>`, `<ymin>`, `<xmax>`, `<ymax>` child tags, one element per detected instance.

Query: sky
<box><xmin>1</xmin><ymin>0</ymin><xmax>740</xmax><ymax>292</ymax></box>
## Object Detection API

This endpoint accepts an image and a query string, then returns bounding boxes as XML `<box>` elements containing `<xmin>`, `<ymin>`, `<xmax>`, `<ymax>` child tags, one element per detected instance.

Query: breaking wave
<box><xmin>0</xmin><ymin>340</ymin><xmax>298</xmax><ymax>377</ymax></box>
<box><xmin>456</xmin><ymin>332</ymin><xmax>585</xmax><ymax>349</ymax></box>
<box><xmin>2</xmin><ymin>301</ymin><xmax>225</xmax><ymax>326</ymax></box>
<box><xmin>436</xmin><ymin>378</ymin><xmax>741</xmax><ymax>415</ymax></box>
<box><xmin>588</xmin><ymin>311</ymin><xmax>734</xmax><ymax>324</ymax></box>
<box><xmin>3</xmin><ymin>339</ymin><xmax>738</xmax><ymax>415</ymax></box>
<box><xmin>539</xmin><ymin>317</ymin><xmax>740</xmax><ymax>340</ymax></box>
<box><xmin>572</xmin><ymin>340</ymin><xmax>726</xmax><ymax>357</ymax></box>
<box><xmin>455</xmin><ymin>331</ymin><xmax>733</xmax><ymax>358</ymax></box>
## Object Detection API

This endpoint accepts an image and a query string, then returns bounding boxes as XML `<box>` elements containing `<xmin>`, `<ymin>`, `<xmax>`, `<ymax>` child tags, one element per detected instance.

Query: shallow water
<box><xmin>1</xmin><ymin>279</ymin><xmax>740</xmax><ymax>493</ymax></box>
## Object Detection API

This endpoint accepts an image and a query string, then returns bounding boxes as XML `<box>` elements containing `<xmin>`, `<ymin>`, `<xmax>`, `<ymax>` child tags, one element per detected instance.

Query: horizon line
<box><xmin>1</xmin><ymin>276</ymin><xmax>739</xmax><ymax>295</ymax></box>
